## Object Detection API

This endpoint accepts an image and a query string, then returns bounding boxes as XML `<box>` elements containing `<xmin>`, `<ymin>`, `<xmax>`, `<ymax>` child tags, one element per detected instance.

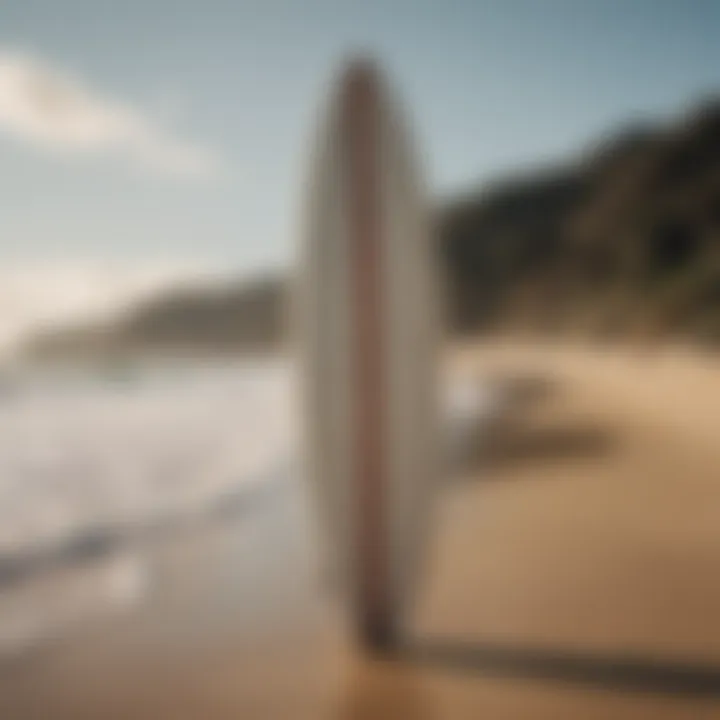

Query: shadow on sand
<box><xmin>452</xmin><ymin>370</ymin><xmax>618</xmax><ymax>475</ymax></box>
<box><xmin>400</xmin><ymin>636</ymin><xmax>720</xmax><ymax>699</ymax></box>
<box><xmin>482</xmin><ymin>423</ymin><xmax>616</xmax><ymax>469</ymax></box>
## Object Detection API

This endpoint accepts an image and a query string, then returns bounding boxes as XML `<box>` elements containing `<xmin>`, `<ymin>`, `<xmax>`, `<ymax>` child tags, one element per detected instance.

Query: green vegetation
<box><xmin>440</xmin><ymin>101</ymin><xmax>720</xmax><ymax>342</ymax></box>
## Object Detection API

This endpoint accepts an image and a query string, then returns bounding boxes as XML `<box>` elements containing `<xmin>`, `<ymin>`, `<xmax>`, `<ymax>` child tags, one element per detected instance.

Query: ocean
<box><xmin>0</xmin><ymin>358</ymin><xmax>494</xmax><ymax>657</ymax></box>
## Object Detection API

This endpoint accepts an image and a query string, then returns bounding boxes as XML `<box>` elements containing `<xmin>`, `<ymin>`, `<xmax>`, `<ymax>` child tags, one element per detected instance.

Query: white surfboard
<box><xmin>296</xmin><ymin>59</ymin><xmax>440</xmax><ymax>649</ymax></box>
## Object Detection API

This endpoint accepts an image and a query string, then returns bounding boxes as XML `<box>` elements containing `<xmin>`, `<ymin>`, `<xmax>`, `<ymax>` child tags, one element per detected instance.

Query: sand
<box><xmin>1</xmin><ymin>340</ymin><xmax>720</xmax><ymax>719</ymax></box>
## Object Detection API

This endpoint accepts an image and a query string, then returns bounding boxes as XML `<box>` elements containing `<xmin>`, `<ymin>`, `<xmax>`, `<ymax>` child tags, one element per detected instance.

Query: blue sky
<box><xmin>0</xmin><ymin>0</ymin><xmax>719</xmax><ymax>272</ymax></box>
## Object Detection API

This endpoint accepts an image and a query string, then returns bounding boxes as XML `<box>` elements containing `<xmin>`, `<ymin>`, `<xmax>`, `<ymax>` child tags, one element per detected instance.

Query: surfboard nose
<box><xmin>341</xmin><ymin>57</ymin><xmax>381</xmax><ymax>86</ymax></box>
<box><xmin>337</xmin><ymin>57</ymin><xmax>386</xmax><ymax>113</ymax></box>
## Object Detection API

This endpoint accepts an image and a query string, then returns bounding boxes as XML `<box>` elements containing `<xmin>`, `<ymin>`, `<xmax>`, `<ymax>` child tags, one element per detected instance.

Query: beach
<box><xmin>0</xmin><ymin>341</ymin><xmax>720</xmax><ymax>718</ymax></box>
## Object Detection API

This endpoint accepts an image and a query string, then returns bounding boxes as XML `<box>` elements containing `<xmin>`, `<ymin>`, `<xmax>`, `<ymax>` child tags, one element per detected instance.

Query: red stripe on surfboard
<box><xmin>342</xmin><ymin>62</ymin><xmax>392</xmax><ymax>646</ymax></box>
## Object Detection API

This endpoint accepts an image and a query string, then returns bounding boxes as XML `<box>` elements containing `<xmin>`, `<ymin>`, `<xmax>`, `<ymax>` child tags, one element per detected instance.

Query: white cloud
<box><xmin>0</xmin><ymin>50</ymin><xmax>217</xmax><ymax>178</ymax></box>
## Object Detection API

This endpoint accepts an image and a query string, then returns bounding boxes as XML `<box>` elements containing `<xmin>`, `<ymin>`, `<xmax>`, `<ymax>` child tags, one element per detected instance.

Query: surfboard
<box><xmin>296</xmin><ymin>59</ymin><xmax>440</xmax><ymax>650</ymax></box>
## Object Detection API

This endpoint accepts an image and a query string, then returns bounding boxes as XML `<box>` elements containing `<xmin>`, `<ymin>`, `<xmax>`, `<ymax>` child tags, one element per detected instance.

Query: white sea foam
<box><xmin>0</xmin><ymin>360</ymin><xmax>294</xmax><ymax>561</ymax></box>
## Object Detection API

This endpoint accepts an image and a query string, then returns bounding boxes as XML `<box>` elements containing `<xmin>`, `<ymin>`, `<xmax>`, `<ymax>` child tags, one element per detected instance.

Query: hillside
<box><xmin>26</xmin><ymin>277</ymin><xmax>286</xmax><ymax>359</ymax></box>
<box><xmin>24</xmin><ymin>99</ymin><xmax>720</xmax><ymax>359</ymax></box>
<box><xmin>440</xmin><ymin>101</ymin><xmax>720</xmax><ymax>341</ymax></box>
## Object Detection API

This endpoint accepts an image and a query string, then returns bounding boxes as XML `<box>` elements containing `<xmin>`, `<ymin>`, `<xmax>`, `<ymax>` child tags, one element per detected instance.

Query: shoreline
<box><xmin>1</xmin><ymin>340</ymin><xmax>719</xmax><ymax>718</ymax></box>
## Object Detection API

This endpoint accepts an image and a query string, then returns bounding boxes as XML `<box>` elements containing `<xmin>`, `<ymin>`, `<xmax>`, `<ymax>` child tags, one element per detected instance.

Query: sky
<box><xmin>0</xmin><ymin>0</ymin><xmax>719</xmax><ymax>275</ymax></box>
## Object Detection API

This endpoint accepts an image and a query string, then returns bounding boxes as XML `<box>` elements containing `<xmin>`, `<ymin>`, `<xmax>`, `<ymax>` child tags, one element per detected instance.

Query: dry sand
<box><xmin>1</xmin><ymin>340</ymin><xmax>720</xmax><ymax>719</ymax></box>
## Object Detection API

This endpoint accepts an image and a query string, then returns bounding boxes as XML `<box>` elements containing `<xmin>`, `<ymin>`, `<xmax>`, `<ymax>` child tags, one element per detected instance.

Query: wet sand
<box><xmin>2</xmin><ymin>341</ymin><xmax>720</xmax><ymax>719</ymax></box>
